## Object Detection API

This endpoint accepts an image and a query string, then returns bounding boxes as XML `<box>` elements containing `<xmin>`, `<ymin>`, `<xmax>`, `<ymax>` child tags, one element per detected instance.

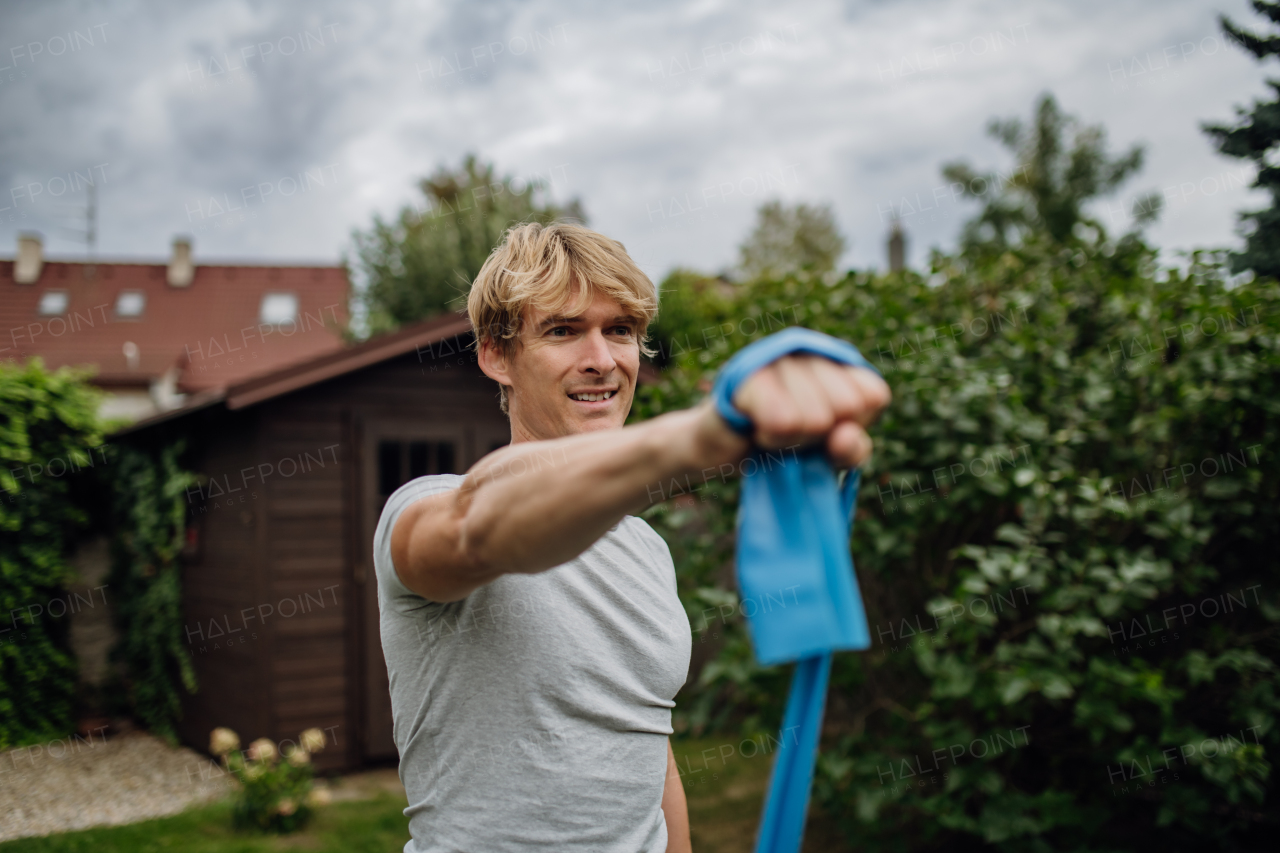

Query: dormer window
<box><xmin>38</xmin><ymin>290</ymin><xmax>69</xmax><ymax>315</ymax></box>
<box><xmin>260</xmin><ymin>292</ymin><xmax>298</xmax><ymax>325</ymax></box>
<box><xmin>116</xmin><ymin>291</ymin><xmax>146</xmax><ymax>318</ymax></box>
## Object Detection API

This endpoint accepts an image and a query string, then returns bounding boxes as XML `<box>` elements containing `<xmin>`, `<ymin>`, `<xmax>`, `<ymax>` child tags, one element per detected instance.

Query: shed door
<box><xmin>360</xmin><ymin>422</ymin><xmax>469</xmax><ymax>761</ymax></box>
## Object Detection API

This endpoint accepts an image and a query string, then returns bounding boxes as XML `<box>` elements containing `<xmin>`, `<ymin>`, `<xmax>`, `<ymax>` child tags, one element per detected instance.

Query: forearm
<box><xmin>457</xmin><ymin>403</ymin><xmax>743</xmax><ymax>579</ymax></box>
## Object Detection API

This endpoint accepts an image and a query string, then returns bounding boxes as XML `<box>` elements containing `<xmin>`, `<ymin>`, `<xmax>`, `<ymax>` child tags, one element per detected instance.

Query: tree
<box><xmin>943</xmin><ymin>93</ymin><xmax>1159</xmax><ymax>253</ymax></box>
<box><xmin>738</xmin><ymin>200</ymin><xmax>846</xmax><ymax>279</ymax></box>
<box><xmin>1204</xmin><ymin>1</ymin><xmax>1280</xmax><ymax>279</ymax></box>
<box><xmin>349</xmin><ymin>155</ymin><xmax>585</xmax><ymax>336</ymax></box>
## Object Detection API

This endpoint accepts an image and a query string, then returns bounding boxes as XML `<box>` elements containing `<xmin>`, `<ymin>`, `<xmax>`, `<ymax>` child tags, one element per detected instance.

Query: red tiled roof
<box><xmin>0</xmin><ymin>259</ymin><xmax>349</xmax><ymax>392</ymax></box>
<box><xmin>114</xmin><ymin>312</ymin><xmax>480</xmax><ymax>434</ymax></box>
<box><xmin>225</xmin><ymin>311</ymin><xmax>473</xmax><ymax>409</ymax></box>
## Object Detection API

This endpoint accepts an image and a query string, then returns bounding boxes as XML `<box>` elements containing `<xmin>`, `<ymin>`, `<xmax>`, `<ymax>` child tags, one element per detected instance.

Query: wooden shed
<box><xmin>120</xmin><ymin>312</ymin><xmax>661</xmax><ymax>771</ymax></box>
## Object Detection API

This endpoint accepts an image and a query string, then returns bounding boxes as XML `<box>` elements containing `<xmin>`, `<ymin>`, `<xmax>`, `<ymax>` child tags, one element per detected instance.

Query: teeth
<box><xmin>570</xmin><ymin>390</ymin><xmax>615</xmax><ymax>402</ymax></box>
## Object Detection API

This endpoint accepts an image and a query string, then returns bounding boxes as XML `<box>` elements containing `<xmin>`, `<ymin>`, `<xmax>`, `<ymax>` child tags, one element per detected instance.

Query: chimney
<box><xmin>887</xmin><ymin>219</ymin><xmax>906</xmax><ymax>273</ymax></box>
<box><xmin>14</xmin><ymin>233</ymin><xmax>44</xmax><ymax>284</ymax></box>
<box><xmin>167</xmin><ymin>236</ymin><xmax>194</xmax><ymax>287</ymax></box>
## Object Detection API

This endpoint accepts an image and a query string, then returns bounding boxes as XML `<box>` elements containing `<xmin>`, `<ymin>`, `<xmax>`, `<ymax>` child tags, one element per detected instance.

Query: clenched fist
<box><xmin>709</xmin><ymin>354</ymin><xmax>891</xmax><ymax>469</ymax></box>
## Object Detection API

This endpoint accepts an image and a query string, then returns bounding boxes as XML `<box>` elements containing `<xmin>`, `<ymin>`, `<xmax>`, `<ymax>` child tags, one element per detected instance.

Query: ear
<box><xmin>478</xmin><ymin>337</ymin><xmax>513</xmax><ymax>387</ymax></box>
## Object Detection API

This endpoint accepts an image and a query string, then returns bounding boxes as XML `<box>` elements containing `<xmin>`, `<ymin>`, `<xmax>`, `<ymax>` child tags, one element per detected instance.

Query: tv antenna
<box><xmin>55</xmin><ymin>180</ymin><xmax>97</xmax><ymax>257</ymax></box>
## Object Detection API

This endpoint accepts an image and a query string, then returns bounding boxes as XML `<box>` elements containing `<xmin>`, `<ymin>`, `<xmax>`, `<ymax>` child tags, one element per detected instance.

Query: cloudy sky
<box><xmin>0</xmin><ymin>0</ymin><xmax>1269</xmax><ymax>285</ymax></box>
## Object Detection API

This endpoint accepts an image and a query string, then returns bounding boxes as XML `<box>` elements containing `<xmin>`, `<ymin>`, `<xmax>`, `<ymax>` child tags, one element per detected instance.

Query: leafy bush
<box><xmin>0</xmin><ymin>359</ymin><xmax>103</xmax><ymax>749</ymax></box>
<box><xmin>210</xmin><ymin>726</ymin><xmax>331</xmax><ymax>833</ymax></box>
<box><xmin>105</xmin><ymin>441</ymin><xmax>199</xmax><ymax>740</ymax></box>
<box><xmin>636</xmin><ymin>233</ymin><xmax>1279</xmax><ymax>849</ymax></box>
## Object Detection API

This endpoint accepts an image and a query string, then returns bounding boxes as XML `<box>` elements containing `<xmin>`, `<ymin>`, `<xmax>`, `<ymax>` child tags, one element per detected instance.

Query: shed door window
<box><xmin>377</xmin><ymin>440</ymin><xmax>457</xmax><ymax>501</ymax></box>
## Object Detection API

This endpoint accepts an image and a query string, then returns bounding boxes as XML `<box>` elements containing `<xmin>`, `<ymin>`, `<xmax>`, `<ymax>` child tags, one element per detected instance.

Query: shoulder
<box><xmin>379</xmin><ymin>475</ymin><xmax>465</xmax><ymax>528</ymax></box>
<box><xmin>392</xmin><ymin>472</ymin><xmax>466</xmax><ymax>504</ymax></box>
<box><xmin>373</xmin><ymin>474</ymin><xmax>466</xmax><ymax>598</ymax></box>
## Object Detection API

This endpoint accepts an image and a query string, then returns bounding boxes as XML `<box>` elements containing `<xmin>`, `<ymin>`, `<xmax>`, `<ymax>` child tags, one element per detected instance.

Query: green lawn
<box><xmin>1</xmin><ymin>739</ymin><xmax>844</xmax><ymax>852</ymax></box>
<box><xmin>0</xmin><ymin>794</ymin><xmax>411</xmax><ymax>853</ymax></box>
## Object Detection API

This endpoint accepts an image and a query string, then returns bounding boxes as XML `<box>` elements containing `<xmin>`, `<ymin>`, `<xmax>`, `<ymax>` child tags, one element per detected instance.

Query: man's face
<box><xmin>481</xmin><ymin>288</ymin><xmax>642</xmax><ymax>442</ymax></box>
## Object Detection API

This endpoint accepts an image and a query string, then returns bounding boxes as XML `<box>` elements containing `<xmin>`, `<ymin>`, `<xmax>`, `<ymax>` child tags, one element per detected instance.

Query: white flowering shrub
<box><xmin>209</xmin><ymin>726</ymin><xmax>330</xmax><ymax>832</ymax></box>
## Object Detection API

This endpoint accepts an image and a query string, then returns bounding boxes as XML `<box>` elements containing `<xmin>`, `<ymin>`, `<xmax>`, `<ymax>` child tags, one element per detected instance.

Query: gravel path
<box><xmin>0</xmin><ymin>729</ymin><xmax>233</xmax><ymax>843</ymax></box>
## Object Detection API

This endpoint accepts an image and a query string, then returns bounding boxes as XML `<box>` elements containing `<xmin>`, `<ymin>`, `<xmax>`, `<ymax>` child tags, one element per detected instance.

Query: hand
<box><xmin>730</xmin><ymin>354</ymin><xmax>891</xmax><ymax>467</ymax></box>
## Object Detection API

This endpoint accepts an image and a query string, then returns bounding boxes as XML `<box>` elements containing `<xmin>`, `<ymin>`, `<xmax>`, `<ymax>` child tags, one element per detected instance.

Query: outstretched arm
<box><xmin>390</xmin><ymin>355</ymin><xmax>889</xmax><ymax>602</ymax></box>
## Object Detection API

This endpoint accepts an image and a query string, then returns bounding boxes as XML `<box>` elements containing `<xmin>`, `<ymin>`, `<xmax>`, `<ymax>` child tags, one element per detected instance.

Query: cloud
<box><xmin>0</xmin><ymin>0</ymin><xmax>1265</xmax><ymax>280</ymax></box>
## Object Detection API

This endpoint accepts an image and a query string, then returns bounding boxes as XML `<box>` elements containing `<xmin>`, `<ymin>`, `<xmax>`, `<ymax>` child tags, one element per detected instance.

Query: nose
<box><xmin>578</xmin><ymin>326</ymin><xmax>617</xmax><ymax>376</ymax></box>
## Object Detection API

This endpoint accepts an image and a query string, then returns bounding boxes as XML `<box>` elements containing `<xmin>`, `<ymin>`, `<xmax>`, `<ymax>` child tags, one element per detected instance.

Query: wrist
<box><xmin>638</xmin><ymin>405</ymin><xmax>738</xmax><ymax>481</ymax></box>
<box><xmin>683</xmin><ymin>400</ymin><xmax>751</xmax><ymax>473</ymax></box>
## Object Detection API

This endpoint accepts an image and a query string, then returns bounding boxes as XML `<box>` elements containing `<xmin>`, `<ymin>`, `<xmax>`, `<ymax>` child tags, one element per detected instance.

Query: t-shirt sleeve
<box><xmin>372</xmin><ymin>473</ymin><xmax>465</xmax><ymax>613</ymax></box>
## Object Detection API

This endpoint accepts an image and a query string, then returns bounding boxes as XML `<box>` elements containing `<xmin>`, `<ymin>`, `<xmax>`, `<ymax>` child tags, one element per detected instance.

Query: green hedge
<box><xmin>105</xmin><ymin>442</ymin><xmax>199</xmax><ymax>741</ymax></box>
<box><xmin>0</xmin><ymin>360</ymin><xmax>104</xmax><ymax>749</ymax></box>
<box><xmin>636</xmin><ymin>236</ymin><xmax>1278</xmax><ymax>849</ymax></box>
<box><xmin>0</xmin><ymin>359</ymin><xmax>201</xmax><ymax>744</ymax></box>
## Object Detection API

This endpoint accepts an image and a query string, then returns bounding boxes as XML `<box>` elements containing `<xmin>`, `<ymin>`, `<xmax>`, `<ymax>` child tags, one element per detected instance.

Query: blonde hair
<box><xmin>467</xmin><ymin>222</ymin><xmax>658</xmax><ymax>413</ymax></box>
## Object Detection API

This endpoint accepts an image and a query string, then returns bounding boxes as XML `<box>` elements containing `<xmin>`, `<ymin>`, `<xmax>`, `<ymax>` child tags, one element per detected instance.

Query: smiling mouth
<box><xmin>568</xmin><ymin>389</ymin><xmax>618</xmax><ymax>402</ymax></box>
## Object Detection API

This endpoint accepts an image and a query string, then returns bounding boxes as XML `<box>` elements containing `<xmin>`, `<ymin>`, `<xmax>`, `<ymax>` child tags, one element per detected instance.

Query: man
<box><xmin>373</xmin><ymin>222</ymin><xmax>890</xmax><ymax>852</ymax></box>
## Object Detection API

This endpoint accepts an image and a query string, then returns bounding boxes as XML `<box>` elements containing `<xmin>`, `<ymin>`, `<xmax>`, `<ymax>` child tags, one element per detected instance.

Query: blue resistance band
<box><xmin>710</xmin><ymin>327</ymin><xmax>878</xmax><ymax>853</ymax></box>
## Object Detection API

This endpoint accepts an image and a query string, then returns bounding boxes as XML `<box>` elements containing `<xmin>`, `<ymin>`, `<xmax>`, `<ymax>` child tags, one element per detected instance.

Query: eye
<box><xmin>549</xmin><ymin>326</ymin><xmax>571</xmax><ymax>337</ymax></box>
<box><xmin>612</xmin><ymin>325</ymin><xmax>634</xmax><ymax>336</ymax></box>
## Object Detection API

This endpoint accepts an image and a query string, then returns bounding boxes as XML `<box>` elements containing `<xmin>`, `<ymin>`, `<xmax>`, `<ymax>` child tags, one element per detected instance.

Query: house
<box><xmin>0</xmin><ymin>233</ymin><xmax>349</xmax><ymax>422</ymax></box>
<box><xmin>115</xmin><ymin>311</ymin><xmax>661</xmax><ymax>770</ymax></box>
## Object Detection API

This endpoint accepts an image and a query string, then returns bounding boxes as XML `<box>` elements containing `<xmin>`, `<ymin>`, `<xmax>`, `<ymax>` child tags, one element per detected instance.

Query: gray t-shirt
<box><xmin>373</xmin><ymin>474</ymin><xmax>693</xmax><ymax>853</ymax></box>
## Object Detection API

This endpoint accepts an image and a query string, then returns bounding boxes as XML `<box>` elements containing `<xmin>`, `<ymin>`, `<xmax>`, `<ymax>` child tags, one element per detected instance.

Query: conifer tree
<box><xmin>1204</xmin><ymin>1</ymin><xmax>1280</xmax><ymax>279</ymax></box>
